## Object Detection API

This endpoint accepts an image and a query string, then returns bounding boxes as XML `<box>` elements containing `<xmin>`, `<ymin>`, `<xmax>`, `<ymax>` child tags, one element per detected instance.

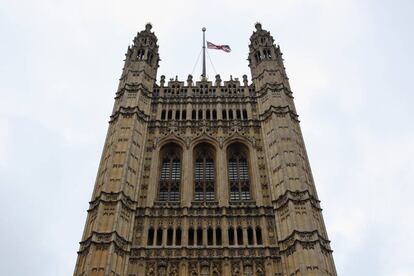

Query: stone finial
<box><xmin>255</xmin><ymin>22</ymin><xmax>262</xmax><ymax>31</ymax></box>
<box><xmin>145</xmin><ymin>23</ymin><xmax>152</xmax><ymax>31</ymax></box>
<box><xmin>230</xmin><ymin>75</ymin><xmax>233</xmax><ymax>81</ymax></box>
<box><xmin>187</xmin><ymin>74</ymin><xmax>193</xmax><ymax>86</ymax></box>
<box><xmin>160</xmin><ymin>75</ymin><xmax>165</xmax><ymax>87</ymax></box>
<box><xmin>215</xmin><ymin>74</ymin><xmax>222</xmax><ymax>86</ymax></box>
<box><xmin>175</xmin><ymin>75</ymin><xmax>178</xmax><ymax>81</ymax></box>
<box><xmin>242</xmin><ymin>74</ymin><xmax>248</xmax><ymax>86</ymax></box>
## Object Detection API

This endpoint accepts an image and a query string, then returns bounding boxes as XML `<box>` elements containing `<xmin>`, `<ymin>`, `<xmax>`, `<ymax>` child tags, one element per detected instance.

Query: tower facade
<box><xmin>74</xmin><ymin>23</ymin><xmax>336</xmax><ymax>276</ymax></box>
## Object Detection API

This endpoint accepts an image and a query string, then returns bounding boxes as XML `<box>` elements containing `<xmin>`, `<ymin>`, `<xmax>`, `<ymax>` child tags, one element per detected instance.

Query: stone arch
<box><xmin>158</xmin><ymin>135</ymin><xmax>187</xmax><ymax>150</ymax></box>
<box><xmin>191</xmin><ymin>135</ymin><xmax>220</xmax><ymax>151</ymax></box>
<box><xmin>222</xmin><ymin>134</ymin><xmax>252</xmax><ymax>150</ymax></box>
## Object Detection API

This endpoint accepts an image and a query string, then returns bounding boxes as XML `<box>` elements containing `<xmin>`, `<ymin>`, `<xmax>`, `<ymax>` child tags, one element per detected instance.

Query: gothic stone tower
<box><xmin>74</xmin><ymin>23</ymin><xmax>336</xmax><ymax>276</ymax></box>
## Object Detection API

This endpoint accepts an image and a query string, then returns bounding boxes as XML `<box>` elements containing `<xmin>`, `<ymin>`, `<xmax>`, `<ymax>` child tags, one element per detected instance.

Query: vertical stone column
<box><xmin>216</xmin><ymin>147</ymin><xmax>228</xmax><ymax>206</ymax></box>
<box><xmin>182</xmin><ymin>146</ymin><xmax>193</xmax><ymax>206</ymax></box>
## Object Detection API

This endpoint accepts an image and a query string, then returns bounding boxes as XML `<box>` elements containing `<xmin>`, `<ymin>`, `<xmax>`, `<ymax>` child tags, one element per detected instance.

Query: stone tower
<box><xmin>74</xmin><ymin>23</ymin><xmax>337</xmax><ymax>276</ymax></box>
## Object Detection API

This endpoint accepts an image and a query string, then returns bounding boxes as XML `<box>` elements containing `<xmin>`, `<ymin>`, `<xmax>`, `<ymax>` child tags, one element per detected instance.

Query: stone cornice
<box><xmin>115</xmin><ymin>83</ymin><xmax>152</xmax><ymax>99</ymax></box>
<box><xmin>148</xmin><ymin>119</ymin><xmax>262</xmax><ymax>129</ymax></box>
<box><xmin>120</xmin><ymin>69</ymin><xmax>157</xmax><ymax>82</ymax></box>
<box><xmin>260</xmin><ymin>105</ymin><xmax>299</xmax><ymax>122</ymax></box>
<box><xmin>251</xmin><ymin>68</ymin><xmax>287</xmax><ymax>82</ymax></box>
<box><xmin>279</xmin><ymin>239</ymin><xmax>333</xmax><ymax>257</ymax></box>
<box><xmin>129</xmin><ymin>246</ymin><xmax>280</xmax><ymax>261</ymax></box>
<box><xmin>78</xmin><ymin>231</ymin><xmax>131</xmax><ymax>254</ymax></box>
<box><xmin>136</xmin><ymin>205</ymin><xmax>275</xmax><ymax>218</ymax></box>
<box><xmin>279</xmin><ymin>230</ymin><xmax>331</xmax><ymax>250</ymax></box>
<box><xmin>273</xmin><ymin>190</ymin><xmax>321</xmax><ymax>211</ymax></box>
<box><xmin>109</xmin><ymin>106</ymin><xmax>150</xmax><ymax>123</ymax></box>
<box><xmin>88</xmin><ymin>191</ymin><xmax>137</xmax><ymax>212</ymax></box>
<box><xmin>114</xmin><ymin>80</ymin><xmax>292</xmax><ymax>102</ymax></box>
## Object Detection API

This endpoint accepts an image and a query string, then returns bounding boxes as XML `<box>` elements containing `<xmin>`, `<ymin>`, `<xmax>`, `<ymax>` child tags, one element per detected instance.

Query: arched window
<box><xmin>227</xmin><ymin>143</ymin><xmax>251</xmax><ymax>201</ymax></box>
<box><xmin>194</xmin><ymin>143</ymin><xmax>216</xmax><ymax>202</ymax></box>
<box><xmin>242</xmin><ymin>109</ymin><xmax>248</xmax><ymax>120</ymax></box>
<box><xmin>212</xmin><ymin>110</ymin><xmax>217</xmax><ymax>120</ymax></box>
<box><xmin>222</xmin><ymin>109</ymin><xmax>227</xmax><ymax>120</ymax></box>
<box><xmin>175</xmin><ymin>110</ymin><xmax>180</xmax><ymax>120</ymax></box>
<box><xmin>176</xmin><ymin>228</ymin><xmax>182</xmax><ymax>246</ymax></box>
<box><xmin>256</xmin><ymin>227</ymin><xmax>263</xmax><ymax>245</ymax></box>
<box><xmin>197</xmin><ymin>227</ymin><xmax>203</xmax><ymax>246</ymax></box>
<box><xmin>228</xmin><ymin>227</ymin><xmax>235</xmax><ymax>245</ymax></box>
<box><xmin>156</xmin><ymin>228</ymin><xmax>163</xmax><ymax>246</ymax></box>
<box><xmin>216</xmin><ymin>227</ymin><xmax>222</xmax><ymax>245</ymax></box>
<box><xmin>158</xmin><ymin>144</ymin><xmax>182</xmax><ymax>202</ymax></box>
<box><xmin>247</xmin><ymin>227</ymin><xmax>254</xmax><ymax>245</ymax></box>
<box><xmin>198</xmin><ymin>109</ymin><xmax>203</xmax><ymax>120</ymax></box>
<box><xmin>161</xmin><ymin>110</ymin><xmax>166</xmax><ymax>120</ymax></box>
<box><xmin>237</xmin><ymin>227</ymin><xmax>243</xmax><ymax>245</ymax></box>
<box><xmin>236</xmin><ymin>109</ymin><xmax>241</xmax><ymax>119</ymax></box>
<box><xmin>207</xmin><ymin>227</ymin><xmax>214</xmax><ymax>245</ymax></box>
<box><xmin>182</xmin><ymin>110</ymin><xmax>187</xmax><ymax>120</ymax></box>
<box><xmin>188</xmin><ymin>227</ymin><xmax>194</xmax><ymax>246</ymax></box>
<box><xmin>229</xmin><ymin>109</ymin><xmax>234</xmax><ymax>120</ymax></box>
<box><xmin>167</xmin><ymin>110</ymin><xmax>173</xmax><ymax>120</ymax></box>
<box><xmin>147</xmin><ymin>227</ymin><xmax>154</xmax><ymax>246</ymax></box>
<box><xmin>167</xmin><ymin>228</ymin><xmax>174</xmax><ymax>246</ymax></box>
<box><xmin>137</xmin><ymin>49</ymin><xmax>145</xmax><ymax>60</ymax></box>
<box><xmin>192</xmin><ymin>110</ymin><xmax>196</xmax><ymax>120</ymax></box>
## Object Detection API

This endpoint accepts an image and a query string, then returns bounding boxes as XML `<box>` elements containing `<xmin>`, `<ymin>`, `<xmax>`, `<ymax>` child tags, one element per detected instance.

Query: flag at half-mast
<box><xmin>207</xmin><ymin>41</ymin><xmax>231</xmax><ymax>53</ymax></box>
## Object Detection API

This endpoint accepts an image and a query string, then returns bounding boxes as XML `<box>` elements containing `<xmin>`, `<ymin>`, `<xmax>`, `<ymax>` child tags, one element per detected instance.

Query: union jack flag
<box><xmin>207</xmin><ymin>41</ymin><xmax>231</xmax><ymax>53</ymax></box>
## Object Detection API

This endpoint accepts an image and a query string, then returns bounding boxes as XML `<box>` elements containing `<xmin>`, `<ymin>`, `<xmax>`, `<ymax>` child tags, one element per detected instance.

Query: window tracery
<box><xmin>228</xmin><ymin>143</ymin><xmax>251</xmax><ymax>201</ymax></box>
<box><xmin>158</xmin><ymin>144</ymin><xmax>182</xmax><ymax>202</ymax></box>
<box><xmin>194</xmin><ymin>144</ymin><xmax>216</xmax><ymax>202</ymax></box>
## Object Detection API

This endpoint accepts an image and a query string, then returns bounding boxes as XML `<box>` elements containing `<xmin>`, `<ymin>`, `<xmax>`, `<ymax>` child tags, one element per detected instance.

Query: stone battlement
<box><xmin>154</xmin><ymin>74</ymin><xmax>254</xmax><ymax>97</ymax></box>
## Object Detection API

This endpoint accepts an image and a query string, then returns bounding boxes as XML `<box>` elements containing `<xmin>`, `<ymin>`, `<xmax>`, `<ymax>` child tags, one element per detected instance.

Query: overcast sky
<box><xmin>1</xmin><ymin>0</ymin><xmax>413</xmax><ymax>275</ymax></box>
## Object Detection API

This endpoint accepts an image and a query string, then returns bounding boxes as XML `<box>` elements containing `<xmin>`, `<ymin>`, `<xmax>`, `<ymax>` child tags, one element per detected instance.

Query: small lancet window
<box><xmin>256</xmin><ymin>227</ymin><xmax>263</xmax><ymax>245</ymax></box>
<box><xmin>228</xmin><ymin>227</ymin><xmax>235</xmax><ymax>245</ymax></box>
<box><xmin>176</xmin><ymin>228</ymin><xmax>182</xmax><ymax>246</ymax></box>
<box><xmin>167</xmin><ymin>228</ymin><xmax>174</xmax><ymax>246</ymax></box>
<box><xmin>207</xmin><ymin>227</ymin><xmax>214</xmax><ymax>245</ymax></box>
<box><xmin>188</xmin><ymin>227</ymin><xmax>195</xmax><ymax>246</ymax></box>
<box><xmin>137</xmin><ymin>49</ymin><xmax>145</xmax><ymax>60</ymax></box>
<box><xmin>237</xmin><ymin>227</ymin><xmax>243</xmax><ymax>245</ymax></box>
<box><xmin>197</xmin><ymin>227</ymin><xmax>203</xmax><ymax>246</ymax></box>
<box><xmin>156</xmin><ymin>228</ymin><xmax>163</xmax><ymax>246</ymax></box>
<box><xmin>147</xmin><ymin>227</ymin><xmax>155</xmax><ymax>246</ymax></box>
<box><xmin>247</xmin><ymin>227</ymin><xmax>254</xmax><ymax>245</ymax></box>
<box><xmin>216</xmin><ymin>227</ymin><xmax>222</xmax><ymax>245</ymax></box>
<box><xmin>242</xmin><ymin>109</ymin><xmax>248</xmax><ymax>120</ymax></box>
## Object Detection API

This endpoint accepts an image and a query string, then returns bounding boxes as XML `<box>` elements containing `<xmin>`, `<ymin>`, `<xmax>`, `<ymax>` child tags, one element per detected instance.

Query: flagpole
<box><xmin>202</xmin><ymin>27</ymin><xmax>206</xmax><ymax>80</ymax></box>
